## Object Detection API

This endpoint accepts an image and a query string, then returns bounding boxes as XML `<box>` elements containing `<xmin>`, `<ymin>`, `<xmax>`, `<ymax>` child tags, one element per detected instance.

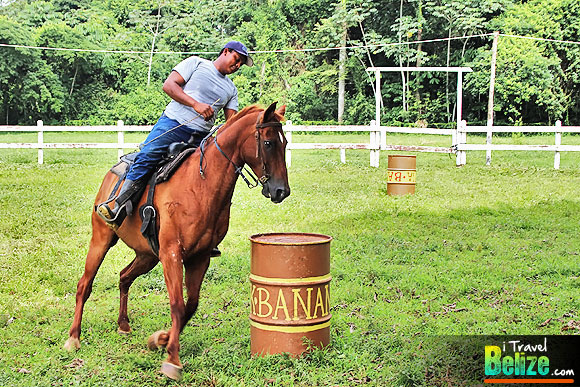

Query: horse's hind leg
<box><xmin>118</xmin><ymin>253</ymin><xmax>159</xmax><ymax>333</ymax></box>
<box><xmin>64</xmin><ymin>217</ymin><xmax>118</xmax><ymax>351</ymax></box>
<box><xmin>181</xmin><ymin>256</ymin><xmax>210</xmax><ymax>331</ymax></box>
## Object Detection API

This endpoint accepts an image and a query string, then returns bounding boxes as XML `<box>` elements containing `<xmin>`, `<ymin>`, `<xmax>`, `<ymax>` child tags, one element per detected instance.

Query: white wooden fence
<box><xmin>1</xmin><ymin>119</ymin><xmax>579</xmax><ymax>168</ymax></box>
<box><xmin>284</xmin><ymin>120</ymin><xmax>454</xmax><ymax>167</ymax></box>
<box><xmin>0</xmin><ymin>121</ymin><xmax>149</xmax><ymax>164</ymax></box>
<box><xmin>0</xmin><ymin>119</ymin><xmax>454</xmax><ymax>167</ymax></box>
<box><xmin>456</xmin><ymin>120</ymin><xmax>580</xmax><ymax>169</ymax></box>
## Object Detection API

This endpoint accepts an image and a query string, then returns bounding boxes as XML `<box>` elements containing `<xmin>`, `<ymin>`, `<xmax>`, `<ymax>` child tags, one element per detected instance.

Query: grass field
<box><xmin>0</xmin><ymin>132</ymin><xmax>579</xmax><ymax>386</ymax></box>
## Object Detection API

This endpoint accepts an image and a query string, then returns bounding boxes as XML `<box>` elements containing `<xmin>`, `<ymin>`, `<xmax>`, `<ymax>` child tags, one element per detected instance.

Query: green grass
<box><xmin>0</xmin><ymin>133</ymin><xmax>579</xmax><ymax>386</ymax></box>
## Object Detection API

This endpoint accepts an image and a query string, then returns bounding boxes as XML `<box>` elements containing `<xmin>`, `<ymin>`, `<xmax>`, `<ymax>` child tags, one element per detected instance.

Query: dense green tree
<box><xmin>0</xmin><ymin>0</ymin><xmax>578</xmax><ymax>125</ymax></box>
<box><xmin>465</xmin><ymin>0</ymin><xmax>577</xmax><ymax>124</ymax></box>
<box><xmin>0</xmin><ymin>16</ymin><xmax>65</xmax><ymax>124</ymax></box>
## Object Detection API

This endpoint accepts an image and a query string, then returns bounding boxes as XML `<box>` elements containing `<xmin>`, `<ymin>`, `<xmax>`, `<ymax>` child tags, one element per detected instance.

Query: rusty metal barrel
<box><xmin>249</xmin><ymin>233</ymin><xmax>332</xmax><ymax>357</ymax></box>
<box><xmin>387</xmin><ymin>154</ymin><xmax>416</xmax><ymax>195</ymax></box>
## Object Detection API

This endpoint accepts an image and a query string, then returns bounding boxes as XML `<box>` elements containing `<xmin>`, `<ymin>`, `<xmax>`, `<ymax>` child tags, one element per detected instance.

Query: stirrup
<box><xmin>96</xmin><ymin>204</ymin><xmax>121</xmax><ymax>231</ymax></box>
<box><xmin>96</xmin><ymin>203</ymin><xmax>116</xmax><ymax>222</ymax></box>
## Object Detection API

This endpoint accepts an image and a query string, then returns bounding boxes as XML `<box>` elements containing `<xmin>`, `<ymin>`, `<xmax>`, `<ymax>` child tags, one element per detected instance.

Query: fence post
<box><xmin>37</xmin><ymin>120</ymin><xmax>43</xmax><ymax>165</ymax></box>
<box><xmin>462</xmin><ymin>120</ymin><xmax>467</xmax><ymax>165</ymax></box>
<box><xmin>370</xmin><ymin>120</ymin><xmax>379</xmax><ymax>167</ymax></box>
<box><xmin>456</xmin><ymin>120</ymin><xmax>467</xmax><ymax>166</ymax></box>
<box><xmin>340</xmin><ymin>149</ymin><xmax>346</xmax><ymax>164</ymax></box>
<box><xmin>380</xmin><ymin>127</ymin><xmax>386</xmax><ymax>151</ymax></box>
<box><xmin>554</xmin><ymin>120</ymin><xmax>562</xmax><ymax>169</ymax></box>
<box><xmin>285</xmin><ymin>120</ymin><xmax>292</xmax><ymax>168</ymax></box>
<box><xmin>117</xmin><ymin>120</ymin><xmax>125</xmax><ymax>160</ymax></box>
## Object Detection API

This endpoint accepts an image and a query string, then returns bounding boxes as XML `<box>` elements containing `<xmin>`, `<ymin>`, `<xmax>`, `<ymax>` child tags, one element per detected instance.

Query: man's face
<box><xmin>222</xmin><ymin>49</ymin><xmax>245</xmax><ymax>74</ymax></box>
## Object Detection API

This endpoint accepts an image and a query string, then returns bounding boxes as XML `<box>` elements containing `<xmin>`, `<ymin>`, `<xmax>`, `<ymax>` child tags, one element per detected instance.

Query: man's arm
<box><xmin>162</xmin><ymin>71</ymin><xmax>214</xmax><ymax>120</ymax></box>
<box><xmin>224</xmin><ymin>108</ymin><xmax>237</xmax><ymax>121</ymax></box>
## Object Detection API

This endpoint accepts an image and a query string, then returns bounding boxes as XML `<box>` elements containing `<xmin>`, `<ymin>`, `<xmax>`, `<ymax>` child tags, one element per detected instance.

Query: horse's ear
<box><xmin>260</xmin><ymin>102</ymin><xmax>278</xmax><ymax>123</ymax></box>
<box><xmin>276</xmin><ymin>104</ymin><xmax>286</xmax><ymax>117</ymax></box>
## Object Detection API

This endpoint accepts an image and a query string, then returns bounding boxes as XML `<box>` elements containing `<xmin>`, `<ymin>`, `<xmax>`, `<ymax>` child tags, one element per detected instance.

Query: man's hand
<box><xmin>163</xmin><ymin>71</ymin><xmax>215</xmax><ymax>121</ymax></box>
<box><xmin>192</xmin><ymin>101</ymin><xmax>215</xmax><ymax>121</ymax></box>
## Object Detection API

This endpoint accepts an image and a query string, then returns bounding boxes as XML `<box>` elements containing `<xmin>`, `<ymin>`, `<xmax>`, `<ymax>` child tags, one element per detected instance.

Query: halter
<box><xmin>198</xmin><ymin>119</ymin><xmax>283</xmax><ymax>189</ymax></box>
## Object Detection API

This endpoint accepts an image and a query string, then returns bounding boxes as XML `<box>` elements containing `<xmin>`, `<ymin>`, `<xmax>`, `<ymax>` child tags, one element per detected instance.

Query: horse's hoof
<box><xmin>160</xmin><ymin>362</ymin><xmax>182</xmax><ymax>381</ymax></box>
<box><xmin>63</xmin><ymin>337</ymin><xmax>80</xmax><ymax>351</ymax></box>
<box><xmin>147</xmin><ymin>330</ymin><xmax>168</xmax><ymax>350</ymax></box>
<box><xmin>117</xmin><ymin>327</ymin><xmax>131</xmax><ymax>335</ymax></box>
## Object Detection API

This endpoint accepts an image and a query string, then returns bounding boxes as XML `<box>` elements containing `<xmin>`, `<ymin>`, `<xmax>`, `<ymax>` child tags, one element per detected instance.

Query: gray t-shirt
<box><xmin>164</xmin><ymin>56</ymin><xmax>238</xmax><ymax>132</ymax></box>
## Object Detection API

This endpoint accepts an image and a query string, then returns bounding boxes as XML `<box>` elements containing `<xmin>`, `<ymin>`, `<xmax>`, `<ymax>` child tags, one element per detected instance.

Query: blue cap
<box><xmin>223</xmin><ymin>41</ymin><xmax>254</xmax><ymax>67</ymax></box>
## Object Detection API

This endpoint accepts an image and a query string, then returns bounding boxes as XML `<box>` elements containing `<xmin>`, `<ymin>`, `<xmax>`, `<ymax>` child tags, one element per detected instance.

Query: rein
<box><xmin>198</xmin><ymin>120</ymin><xmax>283</xmax><ymax>189</ymax></box>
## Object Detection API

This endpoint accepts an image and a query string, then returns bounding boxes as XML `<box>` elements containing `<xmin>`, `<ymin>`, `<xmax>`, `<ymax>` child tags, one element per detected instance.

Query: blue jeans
<box><xmin>126</xmin><ymin>113</ymin><xmax>206</xmax><ymax>181</ymax></box>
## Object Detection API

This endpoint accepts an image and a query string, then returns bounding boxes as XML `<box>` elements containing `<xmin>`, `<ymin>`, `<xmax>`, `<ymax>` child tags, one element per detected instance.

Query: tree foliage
<box><xmin>0</xmin><ymin>0</ymin><xmax>578</xmax><ymax>125</ymax></box>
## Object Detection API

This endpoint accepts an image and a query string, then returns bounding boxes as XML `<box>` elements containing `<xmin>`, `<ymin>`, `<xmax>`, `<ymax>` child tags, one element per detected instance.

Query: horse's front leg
<box><xmin>157</xmin><ymin>245</ymin><xmax>186</xmax><ymax>381</ymax></box>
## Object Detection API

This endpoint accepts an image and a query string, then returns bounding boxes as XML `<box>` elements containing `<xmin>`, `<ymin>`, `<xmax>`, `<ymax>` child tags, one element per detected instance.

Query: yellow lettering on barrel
<box><xmin>313</xmin><ymin>287</ymin><xmax>325</xmax><ymax>319</ymax></box>
<box><xmin>292</xmin><ymin>288</ymin><xmax>312</xmax><ymax>320</ymax></box>
<box><xmin>272</xmin><ymin>289</ymin><xmax>291</xmax><ymax>321</ymax></box>
<box><xmin>256</xmin><ymin>287</ymin><xmax>272</xmax><ymax>318</ymax></box>
<box><xmin>251</xmin><ymin>285</ymin><xmax>256</xmax><ymax>315</ymax></box>
<box><xmin>324</xmin><ymin>284</ymin><xmax>330</xmax><ymax>316</ymax></box>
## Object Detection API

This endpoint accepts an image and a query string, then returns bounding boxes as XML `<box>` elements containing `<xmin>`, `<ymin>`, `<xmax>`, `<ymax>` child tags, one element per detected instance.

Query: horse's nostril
<box><xmin>276</xmin><ymin>188</ymin><xmax>289</xmax><ymax>201</ymax></box>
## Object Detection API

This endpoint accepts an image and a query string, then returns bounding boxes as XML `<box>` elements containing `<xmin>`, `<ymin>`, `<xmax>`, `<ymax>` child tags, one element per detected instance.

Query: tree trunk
<box><xmin>415</xmin><ymin>27</ymin><xmax>423</xmax><ymax>110</ymax></box>
<box><xmin>337</xmin><ymin>0</ymin><xmax>347</xmax><ymax>123</ymax></box>
<box><xmin>338</xmin><ymin>30</ymin><xmax>346</xmax><ymax>123</ymax></box>
<box><xmin>399</xmin><ymin>0</ymin><xmax>406</xmax><ymax>111</ymax></box>
<box><xmin>258</xmin><ymin>61</ymin><xmax>266</xmax><ymax>99</ymax></box>
<box><xmin>445</xmin><ymin>27</ymin><xmax>451</xmax><ymax>122</ymax></box>
<box><xmin>359</xmin><ymin>21</ymin><xmax>383</xmax><ymax>111</ymax></box>
<box><xmin>147</xmin><ymin>3</ymin><xmax>162</xmax><ymax>88</ymax></box>
<box><xmin>486</xmin><ymin>31</ymin><xmax>500</xmax><ymax>165</ymax></box>
<box><xmin>70</xmin><ymin>62</ymin><xmax>78</xmax><ymax>96</ymax></box>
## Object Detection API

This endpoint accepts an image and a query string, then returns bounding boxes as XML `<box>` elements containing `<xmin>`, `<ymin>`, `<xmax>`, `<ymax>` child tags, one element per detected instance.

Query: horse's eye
<box><xmin>264</xmin><ymin>140</ymin><xmax>272</xmax><ymax>148</ymax></box>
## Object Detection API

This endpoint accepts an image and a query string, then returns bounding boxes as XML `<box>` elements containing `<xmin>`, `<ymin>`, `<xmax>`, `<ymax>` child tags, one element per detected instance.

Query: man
<box><xmin>97</xmin><ymin>41</ymin><xmax>253</xmax><ymax>229</ymax></box>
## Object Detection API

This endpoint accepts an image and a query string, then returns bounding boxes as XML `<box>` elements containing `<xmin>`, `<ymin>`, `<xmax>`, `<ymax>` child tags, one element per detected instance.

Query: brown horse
<box><xmin>64</xmin><ymin>102</ymin><xmax>290</xmax><ymax>380</ymax></box>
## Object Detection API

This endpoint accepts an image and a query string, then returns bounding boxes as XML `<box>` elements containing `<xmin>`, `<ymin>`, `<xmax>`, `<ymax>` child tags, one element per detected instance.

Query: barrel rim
<box><xmin>249</xmin><ymin>232</ymin><xmax>333</xmax><ymax>246</ymax></box>
<box><xmin>250</xmin><ymin>273</ymin><xmax>332</xmax><ymax>285</ymax></box>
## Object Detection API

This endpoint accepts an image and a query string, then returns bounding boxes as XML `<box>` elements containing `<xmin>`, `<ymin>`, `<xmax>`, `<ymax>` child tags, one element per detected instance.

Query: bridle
<box><xmin>199</xmin><ymin>120</ymin><xmax>284</xmax><ymax>189</ymax></box>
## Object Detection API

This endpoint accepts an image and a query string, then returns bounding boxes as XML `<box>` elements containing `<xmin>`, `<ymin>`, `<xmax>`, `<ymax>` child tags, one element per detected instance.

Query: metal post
<box><xmin>374</xmin><ymin>71</ymin><xmax>384</xmax><ymax>163</ymax></box>
<box><xmin>375</xmin><ymin>71</ymin><xmax>381</xmax><ymax>126</ymax></box>
<box><xmin>37</xmin><ymin>120</ymin><xmax>43</xmax><ymax>165</ymax></box>
<box><xmin>456</xmin><ymin>70</ymin><xmax>463</xmax><ymax>131</ymax></box>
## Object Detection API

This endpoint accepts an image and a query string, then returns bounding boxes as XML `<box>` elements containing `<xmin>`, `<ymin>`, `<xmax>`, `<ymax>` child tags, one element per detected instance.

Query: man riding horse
<box><xmin>97</xmin><ymin>41</ymin><xmax>254</xmax><ymax>252</ymax></box>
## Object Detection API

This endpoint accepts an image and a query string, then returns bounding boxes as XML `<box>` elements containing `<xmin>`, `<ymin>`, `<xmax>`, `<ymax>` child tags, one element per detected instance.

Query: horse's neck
<box><xmin>188</xmin><ymin>120</ymin><xmax>254</xmax><ymax>202</ymax></box>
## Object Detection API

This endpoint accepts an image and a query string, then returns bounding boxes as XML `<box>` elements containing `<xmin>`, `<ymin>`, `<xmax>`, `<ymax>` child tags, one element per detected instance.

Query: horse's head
<box><xmin>247</xmin><ymin>102</ymin><xmax>290</xmax><ymax>203</ymax></box>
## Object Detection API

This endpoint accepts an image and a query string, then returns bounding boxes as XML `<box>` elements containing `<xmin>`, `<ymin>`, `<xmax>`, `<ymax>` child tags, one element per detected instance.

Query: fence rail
<box><xmin>1</xmin><ymin>119</ymin><xmax>579</xmax><ymax>168</ymax></box>
<box><xmin>456</xmin><ymin>120</ymin><xmax>580</xmax><ymax>169</ymax></box>
<box><xmin>284</xmin><ymin>120</ymin><xmax>453</xmax><ymax>167</ymax></box>
<box><xmin>0</xmin><ymin>120</ymin><xmax>454</xmax><ymax>167</ymax></box>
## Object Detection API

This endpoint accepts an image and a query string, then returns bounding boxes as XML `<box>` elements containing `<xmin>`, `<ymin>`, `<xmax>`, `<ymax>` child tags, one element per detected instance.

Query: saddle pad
<box><xmin>110</xmin><ymin>152</ymin><xmax>138</xmax><ymax>177</ymax></box>
<box><xmin>155</xmin><ymin>147</ymin><xmax>197</xmax><ymax>184</ymax></box>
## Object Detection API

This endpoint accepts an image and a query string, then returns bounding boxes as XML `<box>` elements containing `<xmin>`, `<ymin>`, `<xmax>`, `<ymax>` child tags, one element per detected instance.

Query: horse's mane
<box><xmin>222</xmin><ymin>105</ymin><xmax>263</xmax><ymax>129</ymax></box>
<box><xmin>221</xmin><ymin>104</ymin><xmax>285</xmax><ymax>131</ymax></box>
